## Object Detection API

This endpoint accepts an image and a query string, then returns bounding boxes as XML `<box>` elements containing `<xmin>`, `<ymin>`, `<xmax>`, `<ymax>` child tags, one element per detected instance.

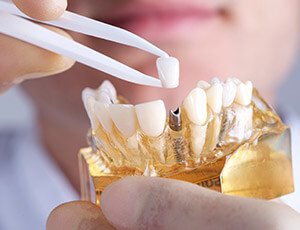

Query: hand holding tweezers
<box><xmin>0</xmin><ymin>0</ymin><xmax>179</xmax><ymax>88</ymax></box>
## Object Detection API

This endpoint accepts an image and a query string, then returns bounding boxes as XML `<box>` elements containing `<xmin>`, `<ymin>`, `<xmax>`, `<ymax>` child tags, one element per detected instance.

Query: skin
<box><xmin>1</xmin><ymin>0</ymin><xmax>300</xmax><ymax>229</ymax></box>
<box><xmin>46</xmin><ymin>177</ymin><xmax>300</xmax><ymax>230</ymax></box>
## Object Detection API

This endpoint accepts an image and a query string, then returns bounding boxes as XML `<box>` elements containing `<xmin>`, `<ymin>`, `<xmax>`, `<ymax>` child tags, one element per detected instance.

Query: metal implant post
<box><xmin>168</xmin><ymin>108</ymin><xmax>187</xmax><ymax>163</ymax></box>
<box><xmin>169</xmin><ymin>108</ymin><xmax>182</xmax><ymax>131</ymax></box>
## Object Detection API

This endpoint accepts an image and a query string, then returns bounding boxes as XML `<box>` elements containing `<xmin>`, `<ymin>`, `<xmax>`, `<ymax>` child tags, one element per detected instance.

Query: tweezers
<box><xmin>0</xmin><ymin>0</ymin><xmax>175</xmax><ymax>87</ymax></box>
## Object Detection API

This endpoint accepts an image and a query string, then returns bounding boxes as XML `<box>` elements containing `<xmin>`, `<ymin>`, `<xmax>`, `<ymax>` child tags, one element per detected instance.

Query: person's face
<box><xmin>23</xmin><ymin>0</ymin><xmax>300</xmax><ymax>127</ymax></box>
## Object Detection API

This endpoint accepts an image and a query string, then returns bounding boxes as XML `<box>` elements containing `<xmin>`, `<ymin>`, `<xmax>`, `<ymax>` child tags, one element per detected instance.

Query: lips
<box><xmin>99</xmin><ymin>2</ymin><xmax>222</xmax><ymax>40</ymax></box>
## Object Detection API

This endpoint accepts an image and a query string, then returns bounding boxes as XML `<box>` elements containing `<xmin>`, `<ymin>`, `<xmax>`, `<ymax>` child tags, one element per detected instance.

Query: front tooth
<box><xmin>156</xmin><ymin>57</ymin><xmax>180</xmax><ymax>88</ymax></box>
<box><xmin>98</xmin><ymin>80</ymin><xmax>117</xmax><ymax>102</ymax></box>
<box><xmin>197</xmin><ymin>80</ymin><xmax>210</xmax><ymax>89</ymax></box>
<box><xmin>183</xmin><ymin>88</ymin><xmax>207</xmax><ymax>125</ymax></box>
<box><xmin>235</xmin><ymin>81</ymin><xmax>253</xmax><ymax>106</ymax></box>
<box><xmin>109</xmin><ymin>104</ymin><xmax>137</xmax><ymax>137</ymax></box>
<box><xmin>222</xmin><ymin>79</ymin><xmax>237</xmax><ymax>107</ymax></box>
<box><xmin>135</xmin><ymin>100</ymin><xmax>166</xmax><ymax>137</ymax></box>
<box><xmin>94</xmin><ymin>102</ymin><xmax>113</xmax><ymax>133</ymax></box>
<box><xmin>206</xmin><ymin>83</ymin><xmax>223</xmax><ymax>113</ymax></box>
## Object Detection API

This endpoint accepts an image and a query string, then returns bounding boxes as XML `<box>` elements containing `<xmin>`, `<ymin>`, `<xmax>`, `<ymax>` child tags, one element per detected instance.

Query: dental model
<box><xmin>82</xmin><ymin>78</ymin><xmax>254</xmax><ymax>166</ymax></box>
<box><xmin>80</xmin><ymin>78</ymin><xmax>294</xmax><ymax>205</ymax></box>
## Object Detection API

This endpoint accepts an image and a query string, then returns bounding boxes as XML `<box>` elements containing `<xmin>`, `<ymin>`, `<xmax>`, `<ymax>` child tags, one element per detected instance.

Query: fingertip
<box><xmin>17</xmin><ymin>25</ymin><xmax>75</xmax><ymax>80</ymax></box>
<box><xmin>100</xmin><ymin>177</ymin><xmax>216</xmax><ymax>230</ymax></box>
<box><xmin>100</xmin><ymin>177</ymin><xmax>138</xmax><ymax>229</ymax></box>
<box><xmin>12</xmin><ymin>0</ymin><xmax>67</xmax><ymax>21</ymax></box>
<box><xmin>100</xmin><ymin>177</ymin><xmax>175</xmax><ymax>229</ymax></box>
<box><xmin>47</xmin><ymin>201</ymin><xmax>115</xmax><ymax>230</ymax></box>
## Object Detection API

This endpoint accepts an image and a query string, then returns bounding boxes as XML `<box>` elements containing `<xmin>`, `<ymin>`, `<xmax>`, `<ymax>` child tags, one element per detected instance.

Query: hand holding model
<box><xmin>0</xmin><ymin>0</ymin><xmax>74</xmax><ymax>93</ymax></box>
<box><xmin>47</xmin><ymin>177</ymin><xmax>300</xmax><ymax>230</ymax></box>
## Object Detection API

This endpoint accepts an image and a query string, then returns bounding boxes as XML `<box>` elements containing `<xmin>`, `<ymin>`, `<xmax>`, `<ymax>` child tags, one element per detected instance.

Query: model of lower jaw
<box><xmin>82</xmin><ymin>77</ymin><xmax>288</xmax><ymax>176</ymax></box>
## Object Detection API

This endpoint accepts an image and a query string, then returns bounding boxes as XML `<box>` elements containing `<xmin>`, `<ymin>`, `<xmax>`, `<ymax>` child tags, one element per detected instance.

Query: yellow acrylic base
<box><xmin>221</xmin><ymin>129</ymin><xmax>294</xmax><ymax>199</ymax></box>
<box><xmin>79</xmin><ymin>128</ymin><xmax>294</xmax><ymax>205</ymax></box>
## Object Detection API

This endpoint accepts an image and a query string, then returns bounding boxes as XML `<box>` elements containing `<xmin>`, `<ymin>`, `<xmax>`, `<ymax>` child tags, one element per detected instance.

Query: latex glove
<box><xmin>0</xmin><ymin>0</ymin><xmax>74</xmax><ymax>93</ymax></box>
<box><xmin>47</xmin><ymin>176</ymin><xmax>300</xmax><ymax>230</ymax></box>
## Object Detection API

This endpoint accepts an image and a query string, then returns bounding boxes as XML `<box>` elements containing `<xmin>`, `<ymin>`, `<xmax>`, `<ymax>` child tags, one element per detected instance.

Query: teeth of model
<box><xmin>235</xmin><ymin>81</ymin><xmax>253</xmax><ymax>106</ymax></box>
<box><xmin>82</xmin><ymin>88</ymin><xmax>96</xmax><ymax>110</ymax></box>
<box><xmin>98</xmin><ymin>80</ymin><xmax>117</xmax><ymax>102</ymax></box>
<box><xmin>210</xmin><ymin>77</ymin><xmax>221</xmax><ymax>85</ymax></box>
<box><xmin>98</xmin><ymin>91</ymin><xmax>112</xmax><ymax>104</ymax></box>
<box><xmin>84</xmin><ymin>96</ymin><xmax>98</xmax><ymax>131</ymax></box>
<box><xmin>94</xmin><ymin>101</ymin><xmax>113</xmax><ymax>133</ymax></box>
<box><xmin>183</xmin><ymin>88</ymin><xmax>207</xmax><ymax>125</ymax></box>
<box><xmin>156</xmin><ymin>57</ymin><xmax>180</xmax><ymax>88</ymax></box>
<box><xmin>135</xmin><ymin>100</ymin><xmax>166</xmax><ymax>137</ymax></box>
<box><xmin>206</xmin><ymin>82</ymin><xmax>223</xmax><ymax>113</ymax></box>
<box><xmin>207</xmin><ymin>116</ymin><xmax>222</xmax><ymax>151</ymax></box>
<box><xmin>191</xmin><ymin>125</ymin><xmax>207</xmax><ymax>163</ymax></box>
<box><xmin>228</xmin><ymin>105</ymin><xmax>253</xmax><ymax>141</ymax></box>
<box><xmin>222</xmin><ymin>79</ymin><xmax>237</xmax><ymax>107</ymax></box>
<box><xmin>109</xmin><ymin>104</ymin><xmax>137</xmax><ymax>137</ymax></box>
<box><xmin>91</xmin><ymin>88</ymin><xmax>115</xmax><ymax>133</ymax></box>
<box><xmin>231</xmin><ymin>77</ymin><xmax>241</xmax><ymax>85</ymax></box>
<box><xmin>197</xmin><ymin>80</ymin><xmax>211</xmax><ymax>90</ymax></box>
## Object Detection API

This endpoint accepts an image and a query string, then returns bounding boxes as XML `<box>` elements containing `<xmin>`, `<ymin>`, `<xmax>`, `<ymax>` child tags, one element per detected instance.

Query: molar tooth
<box><xmin>156</xmin><ymin>57</ymin><xmax>180</xmax><ymax>88</ymax></box>
<box><xmin>135</xmin><ymin>100</ymin><xmax>166</xmax><ymax>137</ymax></box>
<box><xmin>222</xmin><ymin>79</ymin><xmax>237</xmax><ymax>107</ymax></box>
<box><xmin>235</xmin><ymin>81</ymin><xmax>253</xmax><ymax>106</ymax></box>
<box><xmin>206</xmin><ymin>115</ymin><xmax>222</xmax><ymax>151</ymax></box>
<box><xmin>109</xmin><ymin>104</ymin><xmax>137</xmax><ymax>137</ymax></box>
<box><xmin>98</xmin><ymin>80</ymin><xmax>117</xmax><ymax>102</ymax></box>
<box><xmin>82</xmin><ymin>88</ymin><xmax>96</xmax><ymax>110</ymax></box>
<box><xmin>191</xmin><ymin>125</ymin><xmax>207</xmax><ymax>163</ymax></box>
<box><xmin>231</xmin><ymin>77</ymin><xmax>241</xmax><ymax>85</ymax></box>
<box><xmin>183</xmin><ymin>88</ymin><xmax>207</xmax><ymax>125</ymax></box>
<box><xmin>98</xmin><ymin>91</ymin><xmax>112</xmax><ymax>104</ymax></box>
<box><xmin>94</xmin><ymin>101</ymin><xmax>113</xmax><ymax>133</ymax></box>
<box><xmin>211</xmin><ymin>77</ymin><xmax>221</xmax><ymax>85</ymax></box>
<box><xmin>84</xmin><ymin>97</ymin><xmax>98</xmax><ymax>131</ymax></box>
<box><xmin>197</xmin><ymin>80</ymin><xmax>210</xmax><ymax>89</ymax></box>
<box><xmin>228</xmin><ymin>105</ymin><xmax>253</xmax><ymax>141</ymax></box>
<box><xmin>206</xmin><ymin>83</ymin><xmax>223</xmax><ymax>113</ymax></box>
<box><xmin>82</xmin><ymin>88</ymin><xmax>96</xmax><ymax>98</ymax></box>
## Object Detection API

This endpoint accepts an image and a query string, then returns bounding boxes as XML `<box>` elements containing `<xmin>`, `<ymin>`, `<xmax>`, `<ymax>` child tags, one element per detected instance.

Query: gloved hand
<box><xmin>0</xmin><ymin>0</ymin><xmax>74</xmax><ymax>93</ymax></box>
